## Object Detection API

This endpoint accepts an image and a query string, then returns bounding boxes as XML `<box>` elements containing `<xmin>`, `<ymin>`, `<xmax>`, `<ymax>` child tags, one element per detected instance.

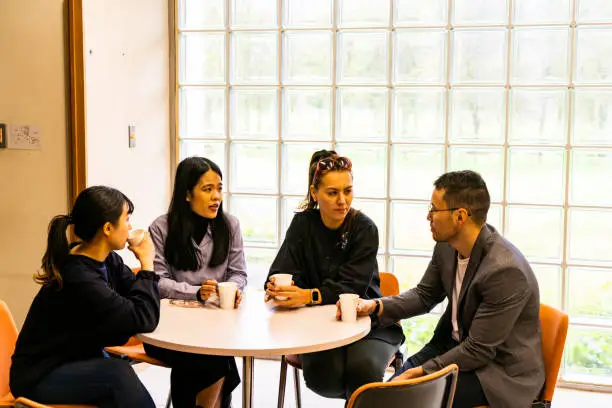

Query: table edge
<box><xmin>136</xmin><ymin>322</ymin><xmax>371</xmax><ymax>357</ymax></box>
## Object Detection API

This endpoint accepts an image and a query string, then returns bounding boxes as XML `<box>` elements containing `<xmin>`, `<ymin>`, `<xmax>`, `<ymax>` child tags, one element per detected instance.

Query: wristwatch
<box><xmin>310</xmin><ymin>288</ymin><xmax>322</xmax><ymax>305</ymax></box>
<box><xmin>372</xmin><ymin>299</ymin><xmax>381</xmax><ymax>315</ymax></box>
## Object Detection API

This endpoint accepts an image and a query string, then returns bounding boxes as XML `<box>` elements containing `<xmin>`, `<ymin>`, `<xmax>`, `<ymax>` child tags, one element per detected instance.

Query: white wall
<box><xmin>0</xmin><ymin>0</ymin><xmax>70</xmax><ymax>326</ymax></box>
<box><xmin>0</xmin><ymin>0</ymin><xmax>172</xmax><ymax>325</ymax></box>
<box><xmin>83</xmin><ymin>0</ymin><xmax>172</xmax><ymax>264</ymax></box>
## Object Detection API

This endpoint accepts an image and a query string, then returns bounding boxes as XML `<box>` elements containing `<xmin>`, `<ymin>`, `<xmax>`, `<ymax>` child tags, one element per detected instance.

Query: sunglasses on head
<box><xmin>312</xmin><ymin>156</ymin><xmax>352</xmax><ymax>185</ymax></box>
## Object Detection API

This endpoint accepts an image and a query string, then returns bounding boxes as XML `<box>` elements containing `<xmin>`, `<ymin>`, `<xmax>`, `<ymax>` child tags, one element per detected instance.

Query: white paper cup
<box><xmin>270</xmin><ymin>273</ymin><xmax>292</xmax><ymax>301</ymax></box>
<box><xmin>127</xmin><ymin>229</ymin><xmax>145</xmax><ymax>247</ymax></box>
<box><xmin>218</xmin><ymin>282</ymin><xmax>237</xmax><ymax>310</ymax></box>
<box><xmin>339</xmin><ymin>293</ymin><xmax>359</xmax><ymax>322</ymax></box>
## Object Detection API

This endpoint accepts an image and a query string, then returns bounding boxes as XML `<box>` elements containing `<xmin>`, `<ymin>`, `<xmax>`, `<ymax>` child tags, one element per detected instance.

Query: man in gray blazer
<box><xmin>353</xmin><ymin>171</ymin><xmax>545</xmax><ymax>408</ymax></box>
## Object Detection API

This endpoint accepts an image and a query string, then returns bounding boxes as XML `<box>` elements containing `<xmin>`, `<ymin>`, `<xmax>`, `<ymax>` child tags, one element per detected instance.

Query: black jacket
<box><xmin>10</xmin><ymin>252</ymin><xmax>160</xmax><ymax>396</ymax></box>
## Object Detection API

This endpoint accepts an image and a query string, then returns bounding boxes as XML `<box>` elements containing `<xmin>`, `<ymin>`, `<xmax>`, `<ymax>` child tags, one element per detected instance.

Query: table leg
<box><xmin>242</xmin><ymin>356</ymin><xmax>254</xmax><ymax>408</ymax></box>
<box><xmin>277</xmin><ymin>355</ymin><xmax>287</xmax><ymax>408</ymax></box>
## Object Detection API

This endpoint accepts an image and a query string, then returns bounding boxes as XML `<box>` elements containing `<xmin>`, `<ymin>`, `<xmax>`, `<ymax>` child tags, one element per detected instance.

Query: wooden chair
<box><xmin>0</xmin><ymin>300</ymin><xmax>95</xmax><ymax>408</ymax></box>
<box><xmin>276</xmin><ymin>272</ymin><xmax>404</xmax><ymax>408</ymax></box>
<box><xmin>475</xmin><ymin>304</ymin><xmax>569</xmax><ymax>408</ymax></box>
<box><xmin>346</xmin><ymin>363</ymin><xmax>458</xmax><ymax>408</ymax></box>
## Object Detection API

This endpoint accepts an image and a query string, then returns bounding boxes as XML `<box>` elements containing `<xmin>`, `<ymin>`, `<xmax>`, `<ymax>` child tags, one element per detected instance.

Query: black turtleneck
<box><xmin>190</xmin><ymin>211</ymin><xmax>211</xmax><ymax>245</ymax></box>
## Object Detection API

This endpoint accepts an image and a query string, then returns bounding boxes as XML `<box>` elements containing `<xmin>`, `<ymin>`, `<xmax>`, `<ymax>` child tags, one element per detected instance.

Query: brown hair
<box><xmin>300</xmin><ymin>149</ymin><xmax>359</xmax><ymax>241</ymax></box>
<box><xmin>300</xmin><ymin>150</ymin><xmax>352</xmax><ymax>210</ymax></box>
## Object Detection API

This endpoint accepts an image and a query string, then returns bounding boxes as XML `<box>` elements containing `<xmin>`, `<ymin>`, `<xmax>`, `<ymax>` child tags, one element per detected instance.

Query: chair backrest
<box><xmin>539</xmin><ymin>304</ymin><xmax>568</xmax><ymax>402</ymax></box>
<box><xmin>379</xmin><ymin>272</ymin><xmax>400</xmax><ymax>297</ymax></box>
<box><xmin>0</xmin><ymin>300</ymin><xmax>19</xmax><ymax>397</ymax></box>
<box><xmin>347</xmin><ymin>364</ymin><xmax>458</xmax><ymax>408</ymax></box>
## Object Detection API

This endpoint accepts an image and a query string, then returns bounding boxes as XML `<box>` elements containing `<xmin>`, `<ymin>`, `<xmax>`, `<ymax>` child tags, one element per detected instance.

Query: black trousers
<box><xmin>300</xmin><ymin>336</ymin><xmax>401</xmax><ymax>401</ymax></box>
<box><xmin>144</xmin><ymin>344</ymin><xmax>240</xmax><ymax>408</ymax></box>
<box><xmin>26</xmin><ymin>357</ymin><xmax>155</xmax><ymax>408</ymax></box>
<box><xmin>395</xmin><ymin>341</ymin><xmax>488</xmax><ymax>408</ymax></box>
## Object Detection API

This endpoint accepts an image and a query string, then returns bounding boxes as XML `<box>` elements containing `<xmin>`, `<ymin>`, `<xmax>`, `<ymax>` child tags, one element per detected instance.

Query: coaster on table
<box><xmin>169</xmin><ymin>299</ymin><xmax>203</xmax><ymax>308</ymax></box>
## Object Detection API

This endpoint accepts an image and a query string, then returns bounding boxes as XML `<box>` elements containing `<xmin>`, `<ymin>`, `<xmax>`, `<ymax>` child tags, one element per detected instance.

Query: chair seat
<box><xmin>2</xmin><ymin>396</ymin><xmax>95</xmax><ymax>408</ymax></box>
<box><xmin>0</xmin><ymin>392</ymin><xmax>14</xmax><ymax>407</ymax></box>
<box><xmin>14</xmin><ymin>397</ymin><xmax>96</xmax><ymax>408</ymax></box>
<box><xmin>104</xmin><ymin>344</ymin><xmax>168</xmax><ymax>367</ymax></box>
<box><xmin>286</xmin><ymin>354</ymin><xmax>301</xmax><ymax>369</ymax></box>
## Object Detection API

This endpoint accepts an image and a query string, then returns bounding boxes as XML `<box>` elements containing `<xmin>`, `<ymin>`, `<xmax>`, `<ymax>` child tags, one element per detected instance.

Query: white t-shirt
<box><xmin>452</xmin><ymin>256</ymin><xmax>470</xmax><ymax>341</ymax></box>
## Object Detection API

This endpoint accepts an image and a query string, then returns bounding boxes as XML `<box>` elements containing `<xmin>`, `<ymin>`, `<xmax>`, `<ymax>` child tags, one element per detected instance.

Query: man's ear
<box><xmin>457</xmin><ymin>208</ymin><xmax>469</xmax><ymax>223</ymax></box>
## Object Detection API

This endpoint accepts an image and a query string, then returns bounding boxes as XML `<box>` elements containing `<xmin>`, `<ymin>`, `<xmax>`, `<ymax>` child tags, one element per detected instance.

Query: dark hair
<box><xmin>36</xmin><ymin>186</ymin><xmax>134</xmax><ymax>288</ymax></box>
<box><xmin>433</xmin><ymin>170</ymin><xmax>490</xmax><ymax>225</ymax></box>
<box><xmin>165</xmin><ymin>156</ymin><xmax>230</xmax><ymax>271</ymax></box>
<box><xmin>300</xmin><ymin>149</ymin><xmax>358</xmax><ymax>237</ymax></box>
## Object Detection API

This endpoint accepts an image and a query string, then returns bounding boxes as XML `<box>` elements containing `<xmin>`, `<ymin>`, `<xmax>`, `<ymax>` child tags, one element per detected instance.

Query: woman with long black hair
<box><xmin>146</xmin><ymin>156</ymin><xmax>246</xmax><ymax>408</ymax></box>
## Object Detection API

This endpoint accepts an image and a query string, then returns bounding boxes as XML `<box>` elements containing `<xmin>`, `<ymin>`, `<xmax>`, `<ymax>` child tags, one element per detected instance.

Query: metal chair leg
<box><xmin>293</xmin><ymin>366</ymin><xmax>302</xmax><ymax>408</ymax></box>
<box><xmin>277</xmin><ymin>356</ymin><xmax>288</xmax><ymax>408</ymax></box>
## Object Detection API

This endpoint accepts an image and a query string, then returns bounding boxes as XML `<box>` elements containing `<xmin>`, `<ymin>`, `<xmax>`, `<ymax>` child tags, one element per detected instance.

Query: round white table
<box><xmin>137</xmin><ymin>292</ymin><xmax>371</xmax><ymax>408</ymax></box>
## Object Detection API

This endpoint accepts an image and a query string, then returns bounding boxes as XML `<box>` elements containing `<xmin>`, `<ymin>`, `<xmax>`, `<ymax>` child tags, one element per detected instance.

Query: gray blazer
<box><xmin>381</xmin><ymin>225</ymin><xmax>544</xmax><ymax>408</ymax></box>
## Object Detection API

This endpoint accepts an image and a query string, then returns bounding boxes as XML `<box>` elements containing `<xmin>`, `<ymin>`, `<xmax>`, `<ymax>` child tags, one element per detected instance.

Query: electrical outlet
<box><xmin>128</xmin><ymin>125</ymin><xmax>136</xmax><ymax>148</ymax></box>
<box><xmin>7</xmin><ymin>124</ymin><xmax>41</xmax><ymax>150</ymax></box>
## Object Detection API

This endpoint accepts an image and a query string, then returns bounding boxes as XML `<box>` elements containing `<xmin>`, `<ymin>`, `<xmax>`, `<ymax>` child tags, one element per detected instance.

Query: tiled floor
<box><xmin>136</xmin><ymin>358</ymin><xmax>612</xmax><ymax>408</ymax></box>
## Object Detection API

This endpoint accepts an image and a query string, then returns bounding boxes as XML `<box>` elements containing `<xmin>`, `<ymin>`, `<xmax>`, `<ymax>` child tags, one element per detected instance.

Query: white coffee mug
<box><xmin>218</xmin><ymin>282</ymin><xmax>238</xmax><ymax>310</ymax></box>
<box><xmin>127</xmin><ymin>229</ymin><xmax>145</xmax><ymax>247</ymax></box>
<box><xmin>339</xmin><ymin>293</ymin><xmax>359</xmax><ymax>323</ymax></box>
<box><xmin>270</xmin><ymin>273</ymin><xmax>292</xmax><ymax>301</ymax></box>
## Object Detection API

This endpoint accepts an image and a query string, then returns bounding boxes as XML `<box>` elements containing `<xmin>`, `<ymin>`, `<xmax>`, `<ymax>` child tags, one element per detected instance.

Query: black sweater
<box><xmin>10</xmin><ymin>252</ymin><xmax>160</xmax><ymax>396</ymax></box>
<box><xmin>268</xmin><ymin>209</ymin><xmax>404</xmax><ymax>345</ymax></box>
<box><xmin>269</xmin><ymin>209</ymin><xmax>382</xmax><ymax>304</ymax></box>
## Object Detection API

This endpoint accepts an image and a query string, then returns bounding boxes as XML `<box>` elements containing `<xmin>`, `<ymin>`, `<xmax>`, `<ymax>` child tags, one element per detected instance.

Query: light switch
<box><xmin>128</xmin><ymin>125</ymin><xmax>136</xmax><ymax>148</ymax></box>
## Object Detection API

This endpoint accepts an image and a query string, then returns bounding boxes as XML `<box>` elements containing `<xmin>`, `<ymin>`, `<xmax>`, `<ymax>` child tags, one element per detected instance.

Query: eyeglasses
<box><xmin>428</xmin><ymin>203</ymin><xmax>487</xmax><ymax>217</ymax></box>
<box><xmin>428</xmin><ymin>203</ymin><xmax>462</xmax><ymax>214</ymax></box>
<box><xmin>312</xmin><ymin>156</ymin><xmax>352</xmax><ymax>185</ymax></box>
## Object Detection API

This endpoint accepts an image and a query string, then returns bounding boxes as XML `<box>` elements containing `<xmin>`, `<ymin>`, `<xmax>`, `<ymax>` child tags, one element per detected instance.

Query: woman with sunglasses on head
<box><xmin>145</xmin><ymin>156</ymin><xmax>246</xmax><ymax>408</ymax></box>
<box><xmin>10</xmin><ymin>186</ymin><xmax>159</xmax><ymax>408</ymax></box>
<box><xmin>265</xmin><ymin>149</ymin><xmax>404</xmax><ymax>402</ymax></box>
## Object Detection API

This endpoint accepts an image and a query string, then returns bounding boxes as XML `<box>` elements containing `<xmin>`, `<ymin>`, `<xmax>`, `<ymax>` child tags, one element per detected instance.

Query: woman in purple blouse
<box><xmin>146</xmin><ymin>157</ymin><xmax>247</xmax><ymax>408</ymax></box>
